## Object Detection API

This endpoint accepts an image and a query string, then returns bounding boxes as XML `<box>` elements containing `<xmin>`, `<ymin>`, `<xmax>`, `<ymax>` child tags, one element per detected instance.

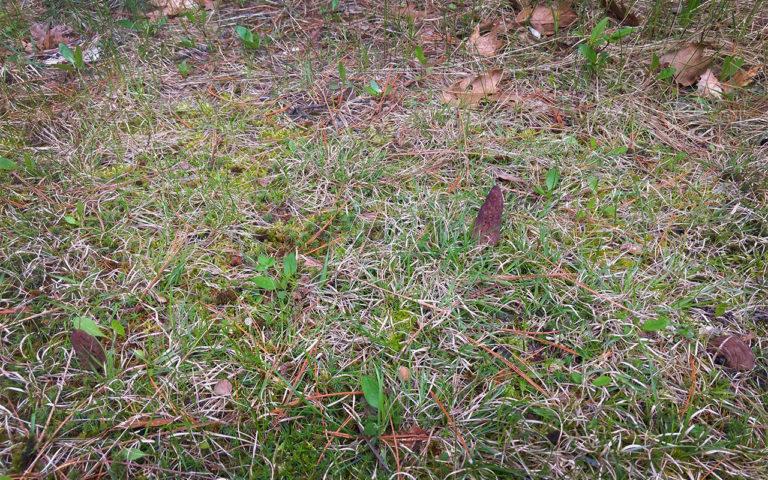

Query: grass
<box><xmin>1</xmin><ymin>0</ymin><xmax>767</xmax><ymax>478</ymax></box>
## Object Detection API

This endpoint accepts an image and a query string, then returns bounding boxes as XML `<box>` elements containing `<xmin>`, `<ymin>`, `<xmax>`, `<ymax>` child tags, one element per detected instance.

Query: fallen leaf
<box><xmin>468</xmin><ymin>23</ymin><xmax>503</xmax><ymax>57</ymax></box>
<box><xmin>229</xmin><ymin>253</ymin><xmax>243</xmax><ymax>267</ymax></box>
<box><xmin>149</xmin><ymin>0</ymin><xmax>206</xmax><ymax>17</ymax></box>
<box><xmin>213</xmin><ymin>288</ymin><xmax>238</xmax><ymax>305</ymax></box>
<box><xmin>298</xmin><ymin>254</ymin><xmax>323</xmax><ymax>268</ymax></box>
<box><xmin>472</xmin><ymin>185</ymin><xmax>504</xmax><ymax>246</ymax></box>
<box><xmin>214</xmin><ymin>379</ymin><xmax>233</xmax><ymax>396</ymax></box>
<box><xmin>491</xmin><ymin>168</ymin><xmax>526</xmax><ymax>184</ymax></box>
<box><xmin>442</xmin><ymin>69</ymin><xmax>503</xmax><ymax>107</ymax></box>
<box><xmin>391</xmin><ymin>2</ymin><xmax>428</xmax><ymax>19</ymax></box>
<box><xmin>660</xmin><ymin>43</ymin><xmax>712</xmax><ymax>87</ymax></box>
<box><xmin>30</xmin><ymin>23</ymin><xmax>74</xmax><ymax>51</ymax></box>
<box><xmin>516</xmin><ymin>4</ymin><xmax>578</xmax><ymax>36</ymax></box>
<box><xmin>71</xmin><ymin>329</ymin><xmax>106</xmax><ymax>371</ymax></box>
<box><xmin>600</xmin><ymin>0</ymin><xmax>640</xmax><ymax>26</ymax></box>
<box><xmin>697</xmin><ymin>69</ymin><xmax>723</xmax><ymax>99</ymax></box>
<box><xmin>708</xmin><ymin>335</ymin><xmax>755</xmax><ymax>371</ymax></box>
<box><xmin>723</xmin><ymin>65</ymin><xmax>761</xmax><ymax>92</ymax></box>
<box><xmin>359</xmin><ymin>211</ymin><xmax>379</xmax><ymax>221</ymax></box>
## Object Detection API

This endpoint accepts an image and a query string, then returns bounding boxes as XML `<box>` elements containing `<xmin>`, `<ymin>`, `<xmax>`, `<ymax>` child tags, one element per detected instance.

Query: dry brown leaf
<box><xmin>298</xmin><ymin>254</ymin><xmax>323</xmax><ymax>269</ymax></box>
<box><xmin>442</xmin><ymin>69</ymin><xmax>503</xmax><ymax>107</ymax></box>
<box><xmin>71</xmin><ymin>329</ymin><xmax>106</xmax><ymax>371</ymax></box>
<box><xmin>659</xmin><ymin>43</ymin><xmax>712</xmax><ymax>87</ymax></box>
<box><xmin>600</xmin><ymin>0</ymin><xmax>640</xmax><ymax>26</ymax></box>
<box><xmin>516</xmin><ymin>4</ymin><xmax>578</xmax><ymax>36</ymax></box>
<box><xmin>708</xmin><ymin>335</ymin><xmax>755</xmax><ymax>371</ymax></box>
<box><xmin>492</xmin><ymin>168</ymin><xmax>526</xmax><ymax>184</ymax></box>
<box><xmin>30</xmin><ymin>23</ymin><xmax>74</xmax><ymax>51</ymax></box>
<box><xmin>468</xmin><ymin>24</ymin><xmax>503</xmax><ymax>57</ymax></box>
<box><xmin>472</xmin><ymin>185</ymin><xmax>504</xmax><ymax>246</ymax></box>
<box><xmin>149</xmin><ymin>0</ymin><xmax>206</xmax><ymax>17</ymax></box>
<box><xmin>697</xmin><ymin>69</ymin><xmax>723</xmax><ymax>99</ymax></box>
<box><xmin>723</xmin><ymin>65</ymin><xmax>761</xmax><ymax>92</ymax></box>
<box><xmin>391</xmin><ymin>2</ymin><xmax>428</xmax><ymax>19</ymax></box>
<box><xmin>214</xmin><ymin>379</ymin><xmax>233</xmax><ymax>396</ymax></box>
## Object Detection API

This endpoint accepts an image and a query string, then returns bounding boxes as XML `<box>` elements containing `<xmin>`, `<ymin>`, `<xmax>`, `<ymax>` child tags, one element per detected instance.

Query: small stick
<box><xmin>679</xmin><ymin>353</ymin><xmax>698</xmax><ymax>419</ymax></box>
<box><xmin>429</xmin><ymin>390</ymin><xmax>470</xmax><ymax>457</ymax></box>
<box><xmin>468</xmin><ymin>337</ymin><xmax>548</xmax><ymax>396</ymax></box>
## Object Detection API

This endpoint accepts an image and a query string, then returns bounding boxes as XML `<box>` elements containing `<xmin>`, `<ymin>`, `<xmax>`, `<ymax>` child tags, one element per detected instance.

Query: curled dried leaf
<box><xmin>472</xmin><ymin>185</ymin><xmax>504</xmax><ymax>246</ymax></box>
<box><xmin>30</xmin><ymin>23</ymin><xmax>75</xmax><ymax>51</ymax></box>
<box><xmin>390</xmin><ymin>2</ymin><xmax>429</xmax><ymax>20</ymax></box>
<box><xmin>697</xmin><ymin>69</ymin><xmax>723</xmax><ymax>99</ymax></box>
<box><xmin>71</xmin><ymin>329</ymin><xmax>106</xmax><ymax>371</ymax></box>
<box><xmin>600</xmin><ymin>0</ymin><xmax>640</xmax><ymax>26</ymax></box>
<box><xmin>723</xmin><ymin>65</ymin><xmax>761</xmax><ymax>92</ymax></box>
<box><xmin>442</xmin><ymin>69</ymin><xmax>503</xmax><ymax>107</ymax></box>
<box><xmin>468</xmin><ymin>23</ymin><xmax>504</xmax><ymax>57</ymax></box>
<box><xmin>150</xmin><ymin>0</ymin><xmax>207</xmax><ymax>17</ymax></box>
<box><xmin>708</xmin><ymin>335</ymin><xmax>755</xmax><ymax>371</ymax></box>
<box><xmin>214</xmin><ymin>379</ymin><xmax>233</xmax><ymax>396</ymax></box>
<box><xmin>516</xmin><ymin>4</ymin><xmax>578</xmax><ymax>36</ymax></box>
<box><xmin>660</xmin><ymin>43</ymin><xmax>712</xmax><ymax>87</ymax></box>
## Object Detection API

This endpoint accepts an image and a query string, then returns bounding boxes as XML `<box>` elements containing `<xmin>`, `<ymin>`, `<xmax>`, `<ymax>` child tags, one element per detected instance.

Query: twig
<box><xmin>429</xmin><ymin>390</ymin><xmax>470</xmax><ymax>457</ymax></box>
<box><xmin>679</xmin><ymin>353</ymin><xmax>698</xmax><ymax>419</ymax></box>
<box><xmin>467</xmin><ymin>337</ymin><xmax>549</xmax><ymax>396</ymax></box>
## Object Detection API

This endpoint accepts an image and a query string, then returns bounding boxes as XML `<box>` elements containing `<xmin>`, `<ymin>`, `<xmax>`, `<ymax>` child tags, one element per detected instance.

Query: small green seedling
<box><xmin>235</xmin><ymin>25</ymin><xmax>262</xmax><ymax>50</ymax></box>
<box><xmin>177</xmin><ymin>59</ymin><xmax>192</xmax><ymax>77</ymax></box>
<box><xmin>578</xmin><ymin>18</ymin><xmax>635</xmax><ymax>74</ymax></box>
<box><xmin>250</xmin><ymin>252</ymin><xmax>298</xmax><ymax>301</ymax></box>
<box><xmin>337</xmin><ymin>61</ymin><xmax>348</xmax><ymax>86</ymax></box>
<box><xmin>0</xmin><ymin>156</ymin><xmax>18</xmax><ymax>171</ymax></box>
<box><xmin>58</xmin><ymin>43</ymin><xmax>85</xmax><ymax>71</ymax></box>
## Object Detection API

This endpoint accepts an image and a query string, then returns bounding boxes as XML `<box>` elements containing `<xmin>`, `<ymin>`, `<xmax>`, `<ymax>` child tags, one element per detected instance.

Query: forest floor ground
<box><xmin>1</xmin><ymin>1</ymin><xmax>768</xmax><ymax>478</ymax></box>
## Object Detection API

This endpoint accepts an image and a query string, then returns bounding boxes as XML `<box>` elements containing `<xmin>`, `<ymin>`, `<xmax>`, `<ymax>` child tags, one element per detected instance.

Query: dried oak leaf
<box><xmin>659</xmin><ymin>43</ymin><xmax>712</xmax><ymax>87</ymax></box>
<box><xmin>149</xmin><ymin>0</ymin><xmax>208</xmax><ymax>18</ymax></box>
<box><xmin>708</xmin><ymin>335</ymin><xmax>756</xmax><ymax>371</ymax></box>
<box><xmin>391</xmin><ymin>2</ymin><xmax>428</xmax><ymax>20</ymax></box>
<box><xmin>442</xmin><ymin>69</ymin><xmax>503</xmax><ymax>107</ymax></box>
<box><xmin>71</xmin><ymin>329</ymin><xmax>106</xmax><ymax>371</ymax></box>
<box><xmin>468</xmin><ymin>23</ymin><xmax>504</xmax><ymax>57</ymax></box>
<box><xmin>214</xmin><ymin>379</ymin><xmax>233</xmax><ymax>396</ymax></box>
<box><xmin>515</xmin><ymin>4</ymin><xmax>578</xmax><ymax>36</ymax></box>
<box><xmin>600</xmin><ymin>0</ymin><xmax>640</xmax><ymax>26</ymax></box>
<box><xmin>30</xmin><ymin>23</ymin><xmax>74</xmax><ymax>51</ymax></box>
<box><xmin>471</xmin><ymin>185</ymin><xmax>504</xmax><ymax>246</ymax></box>
<box><xmin>697</xmin><ymin>69</ymin><xmax>723</xmax><ymax>99</ymax></box>
<box><xmin>723</xmin><ymin>65</ymin><xmax>761</xmax><ymax>92</ymax></box>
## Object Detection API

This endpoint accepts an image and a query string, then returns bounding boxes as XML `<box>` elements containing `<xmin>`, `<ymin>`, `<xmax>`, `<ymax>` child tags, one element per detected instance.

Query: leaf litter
<box><xmin>442</xmin><ymin>69</ymin><xmax>503</xmax><ymax>107</ymax></box>
<box><xmin>659</xmin><ymin>43</ymin><xmax>711</xmax><ymax>87</ymax></box>
<box><xmin>472</xmin><ymin>185</ymin><xmax>504</xmax><ymax>246</ymax></box>
<box><xmin>468</xmin><ymin>22</ymin><xmax>504</xmax><ymax>57</ymax></box>
<box><xmin>30</xmin><ymin>23</ymin><xmax>75</xmax><ymax>51</ymax></box>
<box><xmin>71</xmin><ymin>329</ymin><xmax>106</xmax><ymax>371</ymax></box>
<box><xmin>708</xmin><ymin>335</ymin><xmax>756</xmax><ymax>371</ymax></box>
<box><xmin>515</xmin><ymin>4</ymin><xmax>578</xmax><ymax>37</ymax></box>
